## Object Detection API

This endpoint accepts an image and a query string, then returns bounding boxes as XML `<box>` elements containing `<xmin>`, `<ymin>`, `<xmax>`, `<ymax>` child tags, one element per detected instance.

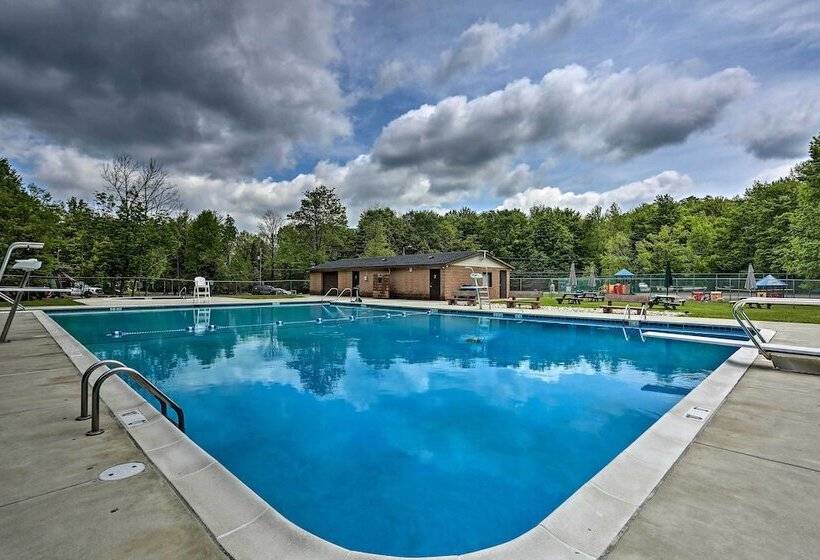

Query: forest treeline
<box><xmin>1</xmin><ymin>135</ymin><xmax>818</xmax><ymax>283</ymax></box>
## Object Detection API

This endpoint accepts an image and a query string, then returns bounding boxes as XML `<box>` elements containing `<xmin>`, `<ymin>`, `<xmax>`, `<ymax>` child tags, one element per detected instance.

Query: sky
<box><xmin>1</xmin><ymin>0</ymin><xmax>819</xmax><ymax>229</ymax></box>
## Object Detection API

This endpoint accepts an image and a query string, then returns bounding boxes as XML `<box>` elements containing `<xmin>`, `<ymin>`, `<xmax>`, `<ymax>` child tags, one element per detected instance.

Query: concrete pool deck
<box><xmin>0</xmin><ymin>313</ymin><xmax>227</xmax><ymax>560</ymax></box>
<box><xmin>1</xmin><ymin>299</ymin><xmax>818</xmax><ymax>559</ymax></box>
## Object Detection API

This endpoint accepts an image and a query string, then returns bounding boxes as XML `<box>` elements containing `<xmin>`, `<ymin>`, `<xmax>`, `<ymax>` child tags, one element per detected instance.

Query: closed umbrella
<box><xmin>568</xmin><ymin>262</ymin><xmax>577</xmax><ymax>291</ymax></box>
<box><xmin>744</xmin><ymin>264</ymin><xmax>756</xmax><ymax>293</ymax></box>
<box><xmin>664</xmin><ymin>262</ymin><xmax>673</xmax><ymax>296</ymax></box>
<box><xmin>588</xmin><ymin>266</ymin><xmax>597</xmax><ymax>289</ymax></box>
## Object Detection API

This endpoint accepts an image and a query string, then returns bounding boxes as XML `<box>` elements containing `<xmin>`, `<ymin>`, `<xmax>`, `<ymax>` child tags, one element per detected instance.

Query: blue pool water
<box><xmin>51</xmin><ymin>304</ymin><xmax>738</xmax><ymax>556</ymax></box>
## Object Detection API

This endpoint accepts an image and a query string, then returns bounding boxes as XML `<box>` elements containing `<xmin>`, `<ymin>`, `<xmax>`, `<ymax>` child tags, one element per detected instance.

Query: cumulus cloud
<box><xmin>374</xmin><ymin>63</ymin><xmax>754</xmax><ymax>170</ymax></box>
<box><xmin>498</xmin><ymin>171</ymin><xmax>694</xmax><ymax>213</ymax></box>
<box><xmin>7</xmin><ymin>60</ymin><xmax>754</xmax><ymax>227</ymax></box>
<box><xmin>0</xmin><ymin>0</ymin><xmax>350</xmax><ymax>176</ymax></box>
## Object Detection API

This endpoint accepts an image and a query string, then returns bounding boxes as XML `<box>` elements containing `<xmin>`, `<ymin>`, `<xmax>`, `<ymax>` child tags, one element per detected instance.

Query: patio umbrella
<box><xmin>614</xmin><ymin>268</ymin><xmax>634</xmax><ymax>278</ymax></box>
<box><xmin>568</xmin><ymin>262</ymin><xmax>577</xmax><ymax>291</ymax></box>
<box><xmin>756</xmin><ymin>274</ymin><xmax>786</xmax><ymax>288</ymax></box>
<box><xmin>588</xmin><ymin>266</ymin><xmax>597</xmax><ymax>289</ymax></box>
<box><xmin>664</xmin><ymin>262</ymin><xmax>673</xmax><ymax>296</ymax></box>
<box><xmin>744</xmin><ymin>264</ymin><xmax>756</xmax><ymax>292</ymax></box>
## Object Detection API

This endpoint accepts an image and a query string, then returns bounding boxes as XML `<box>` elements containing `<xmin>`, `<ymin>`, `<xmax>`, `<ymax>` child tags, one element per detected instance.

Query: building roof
<box><xmin>311</xmin><ymin>250</ymin><xmax>511</xmax><ymax>271</ymax></box>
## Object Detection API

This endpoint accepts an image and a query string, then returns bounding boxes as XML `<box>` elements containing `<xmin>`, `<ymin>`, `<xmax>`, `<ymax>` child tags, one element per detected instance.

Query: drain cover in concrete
<box><xmin>99</xmin><ymin>462</ymin><xmax>145</xmax><ymax>481</ymax></box>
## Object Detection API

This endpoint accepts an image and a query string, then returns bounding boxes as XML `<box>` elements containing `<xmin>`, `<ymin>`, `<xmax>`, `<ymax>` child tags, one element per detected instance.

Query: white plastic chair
<box><xmin>193</xmin><ymin>276</ymin><xmax>211</xmax><ymax>302</ymax></box>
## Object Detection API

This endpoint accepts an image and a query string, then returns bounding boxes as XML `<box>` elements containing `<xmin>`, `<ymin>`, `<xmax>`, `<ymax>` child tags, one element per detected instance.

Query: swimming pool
<box><xmin>51</xmin><ymin>303</ymin><xmax>740</xmax><ymax>557</ymax></box>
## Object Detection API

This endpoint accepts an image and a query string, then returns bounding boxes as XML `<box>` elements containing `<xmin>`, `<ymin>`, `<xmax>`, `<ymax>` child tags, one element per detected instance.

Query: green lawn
<box><xmin>0</xmin><ymin>297</ymin><xmax>82</xmax><ymax>308</ymax></box>
<box><xmin>538</xmin><ymin>296</ymin><xmax>820</xmax><ymax>324</ymax></box>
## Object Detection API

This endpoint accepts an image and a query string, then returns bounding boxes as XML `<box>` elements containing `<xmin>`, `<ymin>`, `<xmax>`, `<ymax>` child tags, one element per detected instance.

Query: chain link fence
<box><xmin>511</xmin><ymin>272</ymin><xmax>820</xmax><ymax>300</ymax></box>
<box><xmin>2</xmin><ymin>274</ymin><xmax>311</xmax><ymax>298</ymax></box>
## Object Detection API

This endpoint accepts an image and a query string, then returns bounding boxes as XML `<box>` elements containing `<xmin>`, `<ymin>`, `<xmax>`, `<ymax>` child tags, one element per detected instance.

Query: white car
<box><xmin>70</xmin><ymin>282</ymin><xmax>103</xmax><ymax>298</ymax></box>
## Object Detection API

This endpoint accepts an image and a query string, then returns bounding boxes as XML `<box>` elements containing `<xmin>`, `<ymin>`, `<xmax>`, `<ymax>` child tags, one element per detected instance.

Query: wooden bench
<box><xmin>510</xmin><ymin>299</ymin><xmax>540</xmax><ymax>309</ymax></box>
<box><xmin>448</xmin><ymin>295</ymin><xmax>476</xmax><ymax>306</ymax></box>
<box><xmin>556</xmin><ymin>294</ymin><xmax>582</xmax><ymax>304</ymax></box>
<box><xmin>601</xmin><ymin>305</ymin><xmax>629</xmax><ymax>314</ymax></box>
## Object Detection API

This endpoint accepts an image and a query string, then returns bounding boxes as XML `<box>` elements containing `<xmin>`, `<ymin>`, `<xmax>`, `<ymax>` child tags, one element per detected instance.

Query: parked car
<box><xmin>251</xmin><ymin>284</ymin><xmax>292</xmax><ymax>295</ymax></box>
<box><xmin>70</xmin><ymin>282</ymin><xmax>103</xmax><ymax>298</ymax></box>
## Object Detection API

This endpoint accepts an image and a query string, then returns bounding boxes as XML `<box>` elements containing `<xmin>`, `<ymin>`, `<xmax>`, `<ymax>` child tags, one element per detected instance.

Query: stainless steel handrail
<box><xmin>76</xmin><ymin>360</ymin><xmax>126</xmax><ymax>420</ymax></box>
<box><xmin>86</xmin><ymin>366</ymin><xmax>185</xmax><ymax>436</ymax></box>
<box><xmin>732</xmin><ymin>299</ymin><xmax>770</xmax><ymax>359</ymax></box>
<box><xmin>335</xmin><ymin>287</ymin><xmax>352</xmax><ymax>301</ymax></box>
<box><xmin>0</xmin><ymin>291</ymin><xmax>24</xmax><ymax>310</ymax></box>
<box><xmin>321</xmin><ymin>287</ymin><xmax>339</xmax><ymax>301</ymax></box>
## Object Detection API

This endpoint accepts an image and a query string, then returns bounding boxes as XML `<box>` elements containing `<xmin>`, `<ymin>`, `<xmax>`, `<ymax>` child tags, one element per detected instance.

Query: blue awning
<box><xmin>756</xmin><ymin>274</ymin><xmax>786</xmax><ymax>288</ymax></box>
<box><xmin>614</xmin><ymin>268</ymin><xmax>634</xmax><ymax>278</ymax></box>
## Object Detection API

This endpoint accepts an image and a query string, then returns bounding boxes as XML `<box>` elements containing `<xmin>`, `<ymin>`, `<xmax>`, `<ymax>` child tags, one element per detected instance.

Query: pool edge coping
<box><xmin>32</xmin><ymin>308</ymin><xmax>773</xmax><ymax>560</ymax></box>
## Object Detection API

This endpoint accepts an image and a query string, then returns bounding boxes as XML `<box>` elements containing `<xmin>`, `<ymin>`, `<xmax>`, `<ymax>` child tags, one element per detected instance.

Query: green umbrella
<box><xmin>664</xmin><ymin>262</ymin><xmax>673</xmax><ymax>295</ymax></box>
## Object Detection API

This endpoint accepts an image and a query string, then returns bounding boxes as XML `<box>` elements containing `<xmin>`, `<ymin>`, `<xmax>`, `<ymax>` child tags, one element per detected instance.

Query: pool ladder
<box><xmin>322</xmin><ymin>287</ymin><xmax>355</xmax><ymax>302</ymax></box>
<box><xmin>624</xmin><ymin>304</ymin><xmax>647</xmax><ymax>326</ymax></box>
<box><xmin>77</xmin><ymin>360</ymin><xmax>185</xmax><ymax>436</ymax></box>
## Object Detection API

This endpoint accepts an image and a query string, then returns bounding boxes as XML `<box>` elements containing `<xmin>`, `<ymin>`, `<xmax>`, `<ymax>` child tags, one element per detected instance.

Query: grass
<box><xmin>0</xmin><ymin>297</ymin><xmax>82</xmax><ymax>308</ymax></box>
<box><xmin>538</xmin><ymin>296</ymin><xmax>820</xmax><ymax>324</ymax></box>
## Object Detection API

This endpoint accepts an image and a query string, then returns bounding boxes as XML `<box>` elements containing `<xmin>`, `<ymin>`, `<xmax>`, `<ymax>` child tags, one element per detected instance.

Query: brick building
<box><xmin>309</xmin><ymin>251</ymin><xmax>512</xmax><ymax>301</ymax></box>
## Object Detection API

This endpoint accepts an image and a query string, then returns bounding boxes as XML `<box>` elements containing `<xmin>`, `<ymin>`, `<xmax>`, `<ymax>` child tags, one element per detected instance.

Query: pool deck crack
<box><xmin>692</xmin><ymin>441</ymin><xmax>820</xmax><ymax>474</ymax></box>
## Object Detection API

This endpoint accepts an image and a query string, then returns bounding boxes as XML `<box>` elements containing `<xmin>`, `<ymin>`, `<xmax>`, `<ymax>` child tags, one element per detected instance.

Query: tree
<box><xmin>99</xmin><ymin>154</ymin><xmax>180</xmax><ymax>219</ymax></box>
<box><xmin>186</xmin><ymin>210</ymin><xmax>227</xmax><ymax>279</ymax></box>
<box><xmin>788</xmin><ymin>133</ymin><xmax>820</xmax><ymax>276</ymax></box>
<box><xmin>258</xmin><ymin>209</ymin><xmax>283</xmax><ymax>279</ymax></box>
<box><xmin>362</xmin><ymin>223</ymin><xmax>395</xmax><ymax>257</ymax></box>
<box><xmin>287</xmin><ymin>185</ymin><xmax>347</xmax><ymax>262</ymax></box>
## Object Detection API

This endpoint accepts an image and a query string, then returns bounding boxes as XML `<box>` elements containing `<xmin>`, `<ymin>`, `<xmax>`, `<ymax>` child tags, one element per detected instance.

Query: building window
<box><xmin>482</xmin><ymin>272</ymin><xmax>493</xmax><ymax>287</ymax></box>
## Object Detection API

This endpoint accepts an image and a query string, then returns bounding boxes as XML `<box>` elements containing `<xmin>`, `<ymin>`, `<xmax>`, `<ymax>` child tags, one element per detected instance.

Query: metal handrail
<box><xmin>0</xmin><ymin>291</ymin><xmax>24</xmax><ymax>310</ymax></box>
<box><xmin>732</xmin><ymin>299</ymin><xmax>770</xmax><ymax>359</ymax></box>
<box><xmin>76</xmin><ymin>360</ymin><xmax>126</xmax><ymax>420</ymax></box>
<box><xmin>321</xmin><ymin>287</ymin><xmax>339</xmax><ymax>301</ymax></box>
<box><xmin>335</xmin><ymin>287</ymin><xmax>352</xmax><ymax>301</ymax></box>
<box><xmin>85</xmin><ymin>366</ymin><xmax>185</xmax><ymax>436</ymax></box>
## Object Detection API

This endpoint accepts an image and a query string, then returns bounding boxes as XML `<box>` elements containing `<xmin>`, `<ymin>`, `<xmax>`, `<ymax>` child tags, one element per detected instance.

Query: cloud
<box><xmin>435</xmin><ymin>21</ymin><xmax>531</xmax><ymax>82</ymax></box>
<box><xmin>0</xmin><ymin>0</ymin><xmax>351</xmax><ymax>176</ymax></box>
<box><xmin>7</xmin><ymin>60</ymin><xmax>753</xmax><ymax>228</ymax></box>
<box><xmin>533</xmin><ymin>0</ymin><xmax>602</xmax><ymax>40</ymax></box>
<box><xmin>701</xmin><ymin>0</ymin><xmax>820</xmax><ymax>45</ymax></box>
<box><xmin>379</xmin><ymin>0</ymin><xmax>601</xmax><ymax>90</ymax></box>
<box><xmin>373</xmin><ymin>63</ymin><xmax>754</xmax><ymax>170</ymax></box>
<box><xmin>498</xmin><ymin>171</ymin><xmax>694</xmax><ymax>213</ymax></box>
<box><xmin>733</xmin><ymin>94</ymin><xmax>819</xmax><ymax>159</ymax></box>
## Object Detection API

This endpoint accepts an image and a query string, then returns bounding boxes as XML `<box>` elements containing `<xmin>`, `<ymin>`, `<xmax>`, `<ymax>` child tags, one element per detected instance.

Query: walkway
<box><xmin>0</xmin><ymin>314</ymin><xmax>227</xmax><ymax>560</ymax></box>
<box><xmin>605</xmin><ymin>321</ymin><xmax>820</xmax><ymax>559</ymax></box>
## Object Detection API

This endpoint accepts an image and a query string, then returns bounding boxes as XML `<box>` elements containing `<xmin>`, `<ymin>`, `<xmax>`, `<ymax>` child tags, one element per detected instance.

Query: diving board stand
<box><xmin>0</xmin><ymin>241</ymin><xmax>70</xmax><ymax>342</ymax></box>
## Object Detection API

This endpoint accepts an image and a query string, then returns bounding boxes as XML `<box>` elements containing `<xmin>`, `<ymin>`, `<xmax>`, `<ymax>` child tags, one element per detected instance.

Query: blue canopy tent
<box><xmin>614</xmin><ymin>269</ymin><xmax>634</xmax><ymax>278</ymax></box>
<box><xmin>756</xmin><ymin>274</ymin><xmax>786</xmax><ymax>288</ymax></box>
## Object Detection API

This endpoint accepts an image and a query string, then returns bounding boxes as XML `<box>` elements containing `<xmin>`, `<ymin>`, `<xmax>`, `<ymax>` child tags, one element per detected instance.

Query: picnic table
<box><xmin>647</xmin><ymin>294</ymin><xmax>685</xmax><ymax>310</ymax></box>
<box><xmin>557</xmin><ymin>291</ymin><xmax>603</xmax><ymax>304</ymax></box>
<box><xmin>556</xmin><ymin>293</ymin><xmax>582</xmax><ymax>304</ymax></box>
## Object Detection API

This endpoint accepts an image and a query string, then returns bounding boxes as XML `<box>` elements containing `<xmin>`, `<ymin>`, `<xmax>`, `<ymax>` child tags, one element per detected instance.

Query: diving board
<box><xmin>643</xmin><ymin>330</ymin><xmax>820</xmax><ymax>358</ymax></box>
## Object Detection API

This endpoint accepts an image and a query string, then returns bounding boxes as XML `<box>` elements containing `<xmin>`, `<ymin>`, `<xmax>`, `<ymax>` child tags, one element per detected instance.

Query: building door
<box><xmin>500</xmin><ymin>270</ymin><xmax>508</xmax><ymax>298</ymax></box>
<box><xmin>321</xmin><ymin>271</ymin><xmax>338</xmax><ymax>293</ymax></box>
<box><xmin>429</xmin><ymin>269</ymin><xmax>441</xmax><ymax>300</ymax></box>
<box><xmin>352</xmin><ymin>271</ymin><xmax>360</xmax><ymax>289</ymax></box>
